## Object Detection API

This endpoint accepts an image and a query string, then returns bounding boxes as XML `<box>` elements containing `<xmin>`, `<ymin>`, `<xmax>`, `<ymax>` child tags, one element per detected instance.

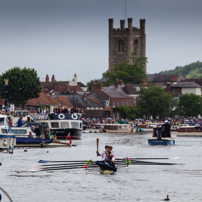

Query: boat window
<box><xmin>61</xmin><ymin>122</ymin><xmax>70</xmax><ymax>128</ymax></box>
<box><xmin>51</xmin><ymin>122</ymin><xmax>59</xmax><ymax>128</ymax></box>
<box><xmin>12</xmin><ymin>129</ymin><xmax>27</xmax><ymax>134</ymax></box>
<box><xmin>72</xmin><ymin>122</ymin><xmax>79</xmax><ymax>129</ymax></box>
<box><xmin>190</xmin><ymin>128</ymin><xmax>193</xmax><ymax>131</ymax></box>
<box><xmin>0</xmin><ymin>118</ymin><xmax>4</xmax><ymax>126</ymax></box>
<box><xmin>2</xmin><ymin>129</ymin><xmax>8</xmax><ymax>133</ymax></box>
<box><xmin>185</xmin><ymin>128</ymin><xmax>188</xmax><ymax>131</ymax></box>
<box><xmin>80</xmin><ymin>123</ymin><xmax>82</xmax><ymax>128</ymax></box>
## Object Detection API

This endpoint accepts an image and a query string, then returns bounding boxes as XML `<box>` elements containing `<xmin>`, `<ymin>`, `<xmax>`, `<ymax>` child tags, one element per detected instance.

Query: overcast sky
<box><xmin>0</xmin><ymin>0</ymin><xmax>202</xmax><ymax>84</ymax></box>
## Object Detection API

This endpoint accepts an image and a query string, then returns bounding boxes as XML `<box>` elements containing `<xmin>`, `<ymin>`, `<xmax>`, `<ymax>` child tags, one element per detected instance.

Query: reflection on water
<box><xmin>1</xmin><ymin>132</ymin><xmax>202</xmax><ymax>202</ymax></box>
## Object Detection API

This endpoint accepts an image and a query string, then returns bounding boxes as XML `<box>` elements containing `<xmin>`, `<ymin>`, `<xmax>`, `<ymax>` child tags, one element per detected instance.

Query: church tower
<box><xmin>108</xmin><ymin>18</ymin><xmax>146</xmax><ymax>73</ymax></box>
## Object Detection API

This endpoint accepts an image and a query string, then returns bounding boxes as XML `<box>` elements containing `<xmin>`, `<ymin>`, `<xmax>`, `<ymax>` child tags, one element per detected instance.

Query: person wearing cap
<box><xmin>161</xmin><ymin>120</ymin><xmax>171</xmax><ymax>137</ymax></box>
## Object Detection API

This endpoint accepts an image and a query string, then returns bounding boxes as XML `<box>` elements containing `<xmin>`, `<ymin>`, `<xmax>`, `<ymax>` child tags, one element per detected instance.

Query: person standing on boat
<box><xmin>17</xmin><ymin>116</ymin><xmax>23</xmax><ymax>127</ymax></box>
<box><xmin>34</xmin><ymin>125</ymin><xmax>41</xmax><ymax>138</ymax></box>
<box><xmin>162</xmin><ymin>120</ymin><xmax>171</xmax><ymax>138</ymax></box>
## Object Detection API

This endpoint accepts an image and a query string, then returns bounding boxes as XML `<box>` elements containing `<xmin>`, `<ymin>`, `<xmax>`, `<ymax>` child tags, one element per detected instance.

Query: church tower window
<box><xmin>118</xmin><ymin>39</ymin><xmax>124</xmax><ymax>52</ymax></box>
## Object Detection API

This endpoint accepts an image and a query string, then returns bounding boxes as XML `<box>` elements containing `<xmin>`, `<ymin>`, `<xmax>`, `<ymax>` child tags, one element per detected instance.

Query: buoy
<box><xmin>24</xmin><ymin>149</ymin><xmax>27</xmax><ymax>152</ymax></box>
<box><xmin>164</xmin><ymin>195</ymin><xmax>170</xmax><ymax>201</ymax></box>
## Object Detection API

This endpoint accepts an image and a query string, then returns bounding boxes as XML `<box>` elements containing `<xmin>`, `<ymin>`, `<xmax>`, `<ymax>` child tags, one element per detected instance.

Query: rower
<box><xmin>96</xmin><ymin>145</ymin><xmax>117</xmax><ymax>172</ymax></box>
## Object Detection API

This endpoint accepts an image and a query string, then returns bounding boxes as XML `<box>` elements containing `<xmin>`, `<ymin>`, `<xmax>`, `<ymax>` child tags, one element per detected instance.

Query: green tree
<box><xmin>136</xmin><ymin>86</ymin><xmax>173</xmax><ymax>119</ymax></box>
<box><xmin>113</xmin><ymin>106</ymin><xmax>140</xmax><ymax>120</ymax></box>
<box><xmin>178</xmin><ymin>93</ymin><xmax>202</xmax><ymax>117</ymax></box>
<box><xmin>0</xmin><ymin>67</ymin><xmax>42</xmax><ymax>107</ymax></box>
<box><xmin>103</xmin><ymin>52</ymin><xmax>147</xmax><ymax>85</ymax></box>
<box><xmin>86</xmin><ymin>79</ymin><xmax>100</xmax><ymax>91</ymax></box>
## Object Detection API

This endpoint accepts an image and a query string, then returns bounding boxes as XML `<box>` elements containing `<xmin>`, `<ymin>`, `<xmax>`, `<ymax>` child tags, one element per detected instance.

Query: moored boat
<box><xmin>177</xmin><ymin>125</ymin><xmax>202</xmax><ymax>137</ymax></box>
<box><xmin>31</xmin><ymin>113</ymin><xmax>82</xmax><ymax>139</ymax></box>
<box><xmin>103</xmin><ymin>124</ymin><xmax>132</xmax><ymax>133</ymax></box>
<box><xmin>0</xmin><ymin>115</ymin><xmax>16</xmax><ymax>153</ymax></box>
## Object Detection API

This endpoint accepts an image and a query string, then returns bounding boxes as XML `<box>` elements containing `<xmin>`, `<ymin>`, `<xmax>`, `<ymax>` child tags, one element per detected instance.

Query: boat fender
<box><xmin>58</xmin><ymin>114</ymin><xmax>65</xmax><ymax>119</ymax></box>
<box><xmin>71</xmin><ymin>114</ymin><xmax>78</xmax><ymax>120</ymax></box>
<box><xmin>3</xmin><ymin>140</ymin><xmax>7</xmax><ymax>146</ymax></box>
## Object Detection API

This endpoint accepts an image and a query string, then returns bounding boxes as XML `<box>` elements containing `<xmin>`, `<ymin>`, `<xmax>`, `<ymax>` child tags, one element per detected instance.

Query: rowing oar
<box><xmin>117</xmin><ymin>159</ymin><xmax>184</xmax><ymax>166</ymax></box>
<box><xmin>31</xmin><ymin>165</ymin><xmax>99</xmax><ymax>172</ymax></box>
<box><xmin>33</xmin><ymin>162</ymin><xmax>97</xmax><ymax>167</ymax></box>
<box><xmin>38</xmin><ymin>160</ymin><xmax>94</xmax><ymax>164</ymax></box>
<box><xmin>116</xmin><ymin>157</ymin><xmax>179</xmax><ymax>161</ymax></box>
<box><xmin>96</xmin><ymin>137</ymin><xmax>99</xmax><ymax>157</ymax></box>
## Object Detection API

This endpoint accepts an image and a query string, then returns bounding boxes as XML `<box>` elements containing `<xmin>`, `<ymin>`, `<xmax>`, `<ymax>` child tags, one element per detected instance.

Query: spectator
<box><xmin>17</xmin><ymin>116</ymin><xmax>23</xmax><ymax>127</ymax></box>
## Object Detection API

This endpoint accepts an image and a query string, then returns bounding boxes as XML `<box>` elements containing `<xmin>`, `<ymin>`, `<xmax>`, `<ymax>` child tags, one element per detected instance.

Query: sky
<box><xmin>0</xmin><ymin>0</ymin><xmax>202</xmax><ymax>85</ymax></box>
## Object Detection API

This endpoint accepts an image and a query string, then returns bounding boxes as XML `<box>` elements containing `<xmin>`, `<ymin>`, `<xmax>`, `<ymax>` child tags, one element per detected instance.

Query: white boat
<box><xmin>0</xmin><ymin>115</ymin><xmax>16</xmax><ymax>153</ymax></box>
<box><xmin>30</xmin><ymin>113</ymin><xmax>83</xmax><ymax>139</ymax></box>
<box><xmin>103</xmin><ymin>124</ymin><xmax>132</xmax><ymax>133</ymax></box>
<box><xmin>177</xmin><ymin>125</ymin><xmax>202</xmax><ymax>137</ymax></box>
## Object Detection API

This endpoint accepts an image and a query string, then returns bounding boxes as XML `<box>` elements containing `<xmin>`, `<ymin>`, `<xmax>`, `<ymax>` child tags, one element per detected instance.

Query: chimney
<box><xmin>92</xmin><ymin>82</ymin><xmax>103</xmax><ymax>92</ymax></box>
<box><xmin>141</xmin><ymin>78</ymin><xmax>147</xmax><ymax>85</ymax></box>
<box><xmin>51</xmin><ymin>75</ymin><xmax>56</xmax><ymax>82</ymax></box>
<box><xmin>174</xmin><ymin>75</ymin><xmax>178</xmax><ymax>81</ymax></box>
<box><xmin>119</xmin><ymin>79</ymin><xmax>124</xmax><ymax>86</ymax></box>
<box><xmin>45</xmin><ymin>74</ymin><xmax>49</xmax><ymax>82</ymax></box>
<box><xmin>83</xmin><ymin>91</ymin><xmax>87</xmax><ymax>100</ymax></box>
<box><xmin>166</xmin><ymin>82</ymin><xmax>171</xmax><ymax>93</ymax></box>
<box><xmin>115</xmin><ymin>81</ymin><xmax>119</xmax><ymax>88</ymax></box>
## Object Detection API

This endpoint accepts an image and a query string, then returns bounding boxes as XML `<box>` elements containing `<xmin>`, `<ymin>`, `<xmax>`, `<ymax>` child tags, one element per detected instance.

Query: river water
<box><xmin>1</xmin><ymin>132</ymin><xmax>202</xmax><ymax>202</ymax></box>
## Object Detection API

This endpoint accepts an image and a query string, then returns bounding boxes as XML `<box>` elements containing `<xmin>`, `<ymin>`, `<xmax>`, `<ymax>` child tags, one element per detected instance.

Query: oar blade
<box><xmin>38</xmin><ymin>160</ymin><xmax>50</xmax><ymax>164</ymax></box>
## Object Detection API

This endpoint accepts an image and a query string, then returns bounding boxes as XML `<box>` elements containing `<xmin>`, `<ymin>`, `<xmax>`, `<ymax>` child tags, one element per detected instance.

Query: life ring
<box><xmin>71</xmin><ymin>114</ymin><xmax>78</xmax><ymax>120</ymax></box>
<box><xmin>58</xmin><ymin>114</ymin><xmax>65</xmax><ymax>119</ymax></box>
<box><xmin>146</xmin><ymin>124</ymin><xmax>149</xmax><ymax>128</ymax></box>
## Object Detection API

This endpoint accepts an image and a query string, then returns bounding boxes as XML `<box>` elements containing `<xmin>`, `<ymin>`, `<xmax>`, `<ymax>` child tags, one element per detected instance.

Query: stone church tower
<box><xmin>109</xmin><ymin>18</ymin><xmax>146</xmax><ymax>73</ymax></box>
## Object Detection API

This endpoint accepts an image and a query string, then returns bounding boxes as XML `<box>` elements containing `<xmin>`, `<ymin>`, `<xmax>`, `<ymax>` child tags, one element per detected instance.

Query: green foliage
<box><xmin>136</xmin><ymin>86</ymin><xmax>173</xmax><ymax>119</ymax></box>
<box><xmin>113</xmin><ymin>106</ymin><xmax>140</xmax><ymax>119</ymax></box>
<box><xmin>159</xmin><ymin>61</ymin><xmax>202</xmax><ymax>78</ymax></box>
<box><xmin>86</xmin><ymin>79</ymin><xmax>100</xmax><ymax>91</ymax></box>
<box><xmin>178</xmin><ymin>93</ymin><xmax>202</xmax><ymax>117</ymax></box>
<box><xmin>103</xmin><ymin>52</ymin><xmax>147</xmax><ymax>85</ymax></box>
<box><xmin>0</xmin><ymin>67</ymin><xmax>42</xmax><ymax>107</ymax></box>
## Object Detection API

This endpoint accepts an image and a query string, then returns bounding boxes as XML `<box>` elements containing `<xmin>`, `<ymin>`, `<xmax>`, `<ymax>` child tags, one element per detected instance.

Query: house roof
<box><xmin>26</xmin><ymin>92</ymin><xmax>58</xmax><ymax>106</ymax></box>
<box><xmin>54</xmin><ymin>96</ymin><xmax>73</xmax><ymax>108</ymax></box>
<box><xmin>172</xmin><ymin>81</ymin><xmax>201</xmax><ymax>88</ymax></box>
<box><xmin>102</xmin><ymin>86</ymin><xmax>128</xmax><ymax>98</ymax></box>
<box><xmin>52</xmin><ymin>95</ymin><xmax>104</xmax><ymax>108</ymax></box>
<box><xmin>151</xmin><ymin>74</ymin><xmax>179</xmax><ymax>82</ymax></box>
<box><xmin>184</xmin><ymin>79</ymin><xmax>202</xmax><ymax>86</ymax></box>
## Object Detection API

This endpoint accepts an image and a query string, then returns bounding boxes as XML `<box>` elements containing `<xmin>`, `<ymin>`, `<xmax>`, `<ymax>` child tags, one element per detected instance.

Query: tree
<box><xmin>136</xmin><ymin>86</ymin><xmax>173</xmax><ymax>119</ymax></box>
<box><xmin>86</xmin><ymin>79</ymin><xmax>100</xmax><ymax>91</ymax></box>
<box><xmin>113</xmin><ymin>106</ymin><xmax>140</xmax><ymax>120</ymax></box>
<box><xmin>0</xmin><ymin>67</ymin><xmax>42</xmax><ymax>107</ymax></box>
<box><xmin>178</xmin><ymin>93</ymin><xmax>202</xmax><ymax>117</ymax></box>
<box><xmin>103</xmin><ymin>52</ymin><xmax>147</xmax><ymax>85</ymax></box>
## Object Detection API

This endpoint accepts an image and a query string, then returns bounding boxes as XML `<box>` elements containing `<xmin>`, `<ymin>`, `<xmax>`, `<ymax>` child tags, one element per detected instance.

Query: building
<box><xmin>148</xmin><ymin>73</ymin><xmax>185</xmax><ymax>87</ymax></box>
<box><xmin>41</xmin><ymin>74</ymin><xmax>87</xmax><ymax>95</ymax></box>
<box><xmin>109</xmin><ymin>18</ymin><xmax>146</xmax><ymax>73</ymax></box>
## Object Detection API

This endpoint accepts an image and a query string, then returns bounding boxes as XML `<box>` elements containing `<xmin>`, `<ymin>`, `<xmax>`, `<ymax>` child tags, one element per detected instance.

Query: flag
<box><xmin>67</xmin><ymin>133</ymin><xmax>72</xmax><ymax>144</ymax></box>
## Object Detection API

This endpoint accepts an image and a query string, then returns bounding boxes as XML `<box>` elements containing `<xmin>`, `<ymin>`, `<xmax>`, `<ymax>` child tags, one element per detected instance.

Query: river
<box><xmin>0</xmin><ymin>132</ymin><xmax>202</xmax><ymax>202</ymax></box>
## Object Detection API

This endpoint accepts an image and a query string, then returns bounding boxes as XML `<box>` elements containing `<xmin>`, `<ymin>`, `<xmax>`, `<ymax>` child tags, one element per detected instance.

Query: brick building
<box><xmin>41</xmin><ymin>74</ymin><xmax>87</xmax><ymax>95</ymax></box>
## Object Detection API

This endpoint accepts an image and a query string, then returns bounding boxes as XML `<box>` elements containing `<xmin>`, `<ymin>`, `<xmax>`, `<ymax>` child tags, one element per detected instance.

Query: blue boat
<box><xmin>148</xmin><ymin>126</ymin><xmax>175</xmax><ymax>146</ymax></box>
<box><xmin>16</xmin><ymin>137</ymin><xmax>53</xmax><ymax>144</ymax></box>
